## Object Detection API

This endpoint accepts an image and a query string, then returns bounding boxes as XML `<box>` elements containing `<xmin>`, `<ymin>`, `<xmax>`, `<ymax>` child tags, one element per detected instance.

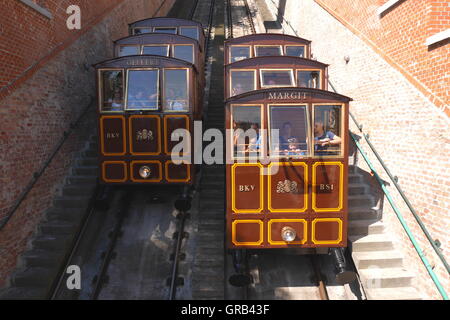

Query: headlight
<box><xmin>281</xmin><ymin>226</ymin><xmax>296</xmax><ymax>242</ymax></box>
<box><xmin>139</xmin><ymin>166</ymin><xmax>152</xmax><ymax>179</ymax></box>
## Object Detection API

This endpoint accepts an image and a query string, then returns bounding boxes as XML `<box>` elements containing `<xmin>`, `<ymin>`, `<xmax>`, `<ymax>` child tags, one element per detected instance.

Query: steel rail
<box><xmin>310</xmin><ymin>255</ymin><xmax>329</xmax><ymax>300</ymax></box>
<box><xmin>226</xmin><ymin>0</ymin><xmax>233</xmax><ymax>39</ymax></box>
<box><xmin>188</xmin><ymin>0</ymin><xmax>200</xmax><ymax>20</ymax></box>
<box><xmin>169</xmin><ymin>211</ymin><xmax>188</xmax><ymax>300</ymax></box>
<box><xmin>243</xmin><ymin>0</ymin><xmax>256</xmax><ymax>35</ymax></box>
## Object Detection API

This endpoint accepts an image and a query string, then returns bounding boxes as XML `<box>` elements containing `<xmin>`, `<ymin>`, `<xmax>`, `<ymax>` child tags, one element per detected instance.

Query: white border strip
<box><xmin>425</xmin><ymin>29</ymin><xmax>450</xmax><ymax>47</ymax></box>
<box><xmin>377</xmin><ymin>0</ymin><xmax>403</xmax><ymax>16</ymax></box>
<box><xmin>19</xmin><ymin>0</ymin><xmax>53</xmax><ymax>19</ymax></box>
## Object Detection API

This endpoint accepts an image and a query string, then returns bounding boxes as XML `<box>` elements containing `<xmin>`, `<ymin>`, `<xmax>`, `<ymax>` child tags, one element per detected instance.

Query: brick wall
<box><xmin>313</xmin><ymin>0</ymin><xmax>449</xmax><ymax>114</ymax></box>
<box><xmin>0</xmin><ymin>0</ymin><xmax>175</xmax><ymax>287</ymax></box>
<box><xmin>265</xmin><ymin>0</ymin><xmax>449</xmax><ymax>299</ymax></box>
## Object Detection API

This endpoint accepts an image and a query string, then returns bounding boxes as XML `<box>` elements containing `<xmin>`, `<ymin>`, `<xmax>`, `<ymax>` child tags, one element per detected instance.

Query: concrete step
<box><xmin>348</xmin><ymin>194</ymin><xmax>374</xmax><ymax>207</ymax></box>
<box><xmin>348</xmin><ymin>219</ymin><xmax>384</xmax><ymax>236</ymax></box>
<box><xmin>53</xmin><ymin>196</ymin><xmax>90</xmax><ymax>209</ymax></box>
<box><xmin>348</xmin><ymin>174</ymin><xmax>362</xmax><ymax>183</ymax></box>
<box><xmin>198</xmin><ymin>222</ymin><xmax>224</xmax><ymax>232</ymax></box>
<box><xmin>73</xmin><ymin>166</ymin><xmax>97</xmax><ymax>176</ymax></box>
<box><xmin>39</xmin><ymin>220</ymin><xmax>78</xmax><ymax>235</ymax></box>
<box><xmin>352</xmin><ymin>250</ymin><xmax>403</xmax><ymax>269</ymax></box>
<box><xmin>76</xmin><ymin>157</ymin><xmax>98</xmax><ymax>167</ymax></box>
<box><xmin>46</xmin><ymin>208</ymin><xmax>83</xmax><ymax>221</ymax></box>
<box><xmin>83</xmin><ymin>149</ymin><xmax>98</xmax><ymax>157</ymax></box>
<box><xmin>365</xmin><ymin>287</ymin><xmax>422</xmax><ymax>300</ymax></box>
<box><xmin>194</xmin><ymin>254</ymin><xmax>224</xmax><ymax>266</ymax></box>
<box><xmin>348</xmin><ymin>183</ymin><xmax>366</xmax><ymax>195</ymax></box>
<box><xmin>0</xmin><ymin>286</ymin><xmax>47</xmax><ymax>300</ymax></box>
<box><xmin>359</xmin><ymin>267</ymin><xmax>414</xmax><ymax>288</ymax></box>
<box><xmin>67</xmin><ymin>175</ymin><xmax>97</xmax><ymax>186</ymax></box>
<box><xmin>12</xmin><ymin>267</ymin><xmax>57</xmax><ymax>288</ymax></box>
<box><xmin>32</xmin><ymin>234</ymin><xmax>72</xmax><ymax>251</ymax></box>
<box><xmin>62</xmin><ymin>185</ymin><xmax>96</xmax><ymax>197</ymax></box>
<box><xmin>349</xmin><ymin>207</ymin><xmax>380</xmax><ymax>220</ymax></box>
<box><xmin>349</xmin><ymin>234</ymin><xmax>394</xmax><ymax>252</ymax></box>
<box><xmin>21</xmin><ymin>249</ymin><xmax>62</xmax><ymax>268</ymax></box>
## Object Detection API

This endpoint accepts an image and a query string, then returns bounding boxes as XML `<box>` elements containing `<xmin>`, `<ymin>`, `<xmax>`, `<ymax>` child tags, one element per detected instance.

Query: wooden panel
<box><xmin>164</xmin><ymin>115</ymin><xmax>190</xmax><ymax>155</ymax></box>
<box><xmin>312</xmin><ymin>162</ymin><xmax>343</xmax><ymax>212</ymax></box>
<box><xmin>130</xmin><ymin>161</ymin><xmax>162</xmax><ymax>183</ymax></box>
<box><xmin>100</xmin><ymin>116</ymin><xmax>126</xmax><ymax>156</ymax></box>
<box><xmin>232</xmin><ymin>163</ymin><xmax>263</xmax><ymax>213</ymax></box>
<box><xmin>102</xmin><ymin>161</ymin><xmax>127</xmax><ymax>183</ymax></box>
<box><xmin>268</xmin><ymin>219</ymin><xmax>307</xmax><ymax>245</ymax></box>
<box><xmin>311</xmin><ymin>218</ymin><xmax>343</xmax><ymax>245</ymax></box>
<box><xmin>232</xmin><ymin>220</ymin><xmax>263</xmax><ymax>246</ymax></box>
<box><xmin>165</xmin><ymin>161</ymin><xmax>191</xmax><ymax>183</ymax></box>
<box><xmin>129</xmin><ymin>115</ymin><xmax>161</xmax><ymax>155</ymax></box>
<box><xmin>268</xmin><ymin>162</ymin><xmax>308</xmax><ymax>212</ymax></box>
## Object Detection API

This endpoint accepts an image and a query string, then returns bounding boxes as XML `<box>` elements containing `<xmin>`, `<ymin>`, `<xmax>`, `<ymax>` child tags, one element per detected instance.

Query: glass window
<box><xmin>255</xmin><ymin>46</ymin><xmax>282</xmax><ymax>57</ymax></box>
<box><xmin>232</xmin><ymin>105</ymin><xmax>262</xmax><ymax>159</ymax></box>
<box><xmin>154</xmin><ymin>27</ymin><xmax>177</xmax><ymax>34</ymax></box>
<box><xmin>126</xmin><ymin>70</ymin><xmax>159</xmax><ymax>110</ymax></box>
<box><xmin>297</xmin><ymin>70</ymin><xmax>321</xmax><ymax>89</ymax></box>
<box><xmin>230</xmin><ymin>46</ymin><xmax>251</xmax><ymax>63</ymax></box>
<box><xmin>180</xmin><ymin>27</ymin><xmax>199</xmax><ymax>40</ymax></box>
<box><xmin>142</xmin><ymin>45</ymin><xmax>169</xmax><ymax>56</ymax></box>
<box><xmin>261</xmin><ymin>70</ymin><xmax>294</xmax><ymax>87</ymax></box>
<box><xmin>163</xmin><ymin>69</ymin><xmax>189</xmax><ymax>112</ymax></box>
<box><xmin>173</xmin><ymin>45</ymin><xmax>194</xmax><ymax>64</ymax></box>
<box><xmin>285</xmin><ymin>46</ymin><xmax>305</xmax><ymax>57</ymax></box>
<box><xmin>100</xmin><ymin>70</ymin><xmax>124</xmax><ymax>112</ymax></box>
<box><xmin>314</xmin><ymin>105</ymin><xmax>342</xmax><ymax>157</ymax></box>
<box><xmin>269</xmin><ymin>105</ymin><xmax>309</xmax><ymax>157</ymax></box>
<box><xmin>230</xmin><ymin>70</ymin><xmax>256</xmax><ymax>96</ymax></box>
<box><xmin>118</xmin><ymin>46</ymin><xmax>140</xmax><ymax>57</ymax></box>
<box><xmin>133</xmin><ymin>28</ymin><xmax>152</xmax><ymax>35</ymax></box>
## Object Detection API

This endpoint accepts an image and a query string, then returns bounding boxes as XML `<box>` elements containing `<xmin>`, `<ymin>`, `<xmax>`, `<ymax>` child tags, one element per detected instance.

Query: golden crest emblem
<box><xmin>137</xmin><ymin>129</ymin><xmax>154</xmax><ymax>141</ymax></box>
<box><xmin>276</xmin><ymin>180</ymin><xmax>299</xmax><ymax>194</ymax></box>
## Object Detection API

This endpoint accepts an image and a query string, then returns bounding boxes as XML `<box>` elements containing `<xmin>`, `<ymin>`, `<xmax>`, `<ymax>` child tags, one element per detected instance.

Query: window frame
<box><xmin>284</xmin><ymin>45</ymin><xmax>307</xmax><ymax>58</ymax></box>
<box><xmin>117</xmin><ymin>45</ymin><xmax>142</xmax><ymax>57</ymax></box>
<box><xmin>230</xmin><ymin>104</ymin><xmax>265</xmax><ymax>161</ymax></box>
<box><xmin>229</xmin><ymin>69</ymin><xmax>257</xmax><ymax>98</ymax></box>
<box><xmin>141</xmin><ymin>44</ymin><xmax>170</xmax><ymax>57</ymax></box>
<box><xmin>260</xmin><ymin>69</ymin><xmax>295</xmax><ymax>88</ymax></box>
<box><xmin>125</xmin><ymin>68</ymin><xmax>160</xmax><ymax>111</ymax></box>
<box><xmin>162</xmin><ymin>68</ymin><xmax>191</xmax><ymax>113</ymax></box>
<box><xmin>179</xmin><ymin>26</ymin><xmax>200</xmax><ymax>40</ymax></box>
<box><xmin>132</xmin><ymin>27</ymin><xmax>153</xmax><ymax>35</ymax></box>
<box><xmin>296</xmin><ymin>69</ymin><xmax>323</xmax><ymax>89</ymax></box>
<box><xmin>172</xmin><ymin>44</ymin><xmax>195</xmax><ymax>64</ymax></box>
<box><xmin>312</xmin><ymin>103</ymin><xmax>345</xmax><ymax>159</ymax></box>
<box><xmin>153</xmin><ymin>27</ymin><xmax>178</xmax><ymax>34</ymax></box>
<box><xmin>229</xmin><ymin>45</ymin><xmax>252</xmax><ymax>63</ymax></box>
<box><xmin>254</xmin><ymin>45</ymin><xmax>283</xmax><ymax>57</ymax></box>
<box><xmin>267</xmin><ymin>103</ymin><xmax>311</xmax><ymax>160</ymax></box>
<box><xmin>98</xmin><ymin>68</ymin><xmax>125</xmax><ymax>113</ymax></box>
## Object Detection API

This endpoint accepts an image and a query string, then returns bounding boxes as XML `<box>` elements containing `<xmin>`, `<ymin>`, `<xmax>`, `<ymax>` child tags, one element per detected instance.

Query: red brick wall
<box><xmin>314</xmin><ymin>0</ymin><xmax>449</xmax><ymax>114</ymax></box>
<box><xmin>0</xmin><ymin>0</ymin><xmax>175</xmax><ymax>287</ymax></box>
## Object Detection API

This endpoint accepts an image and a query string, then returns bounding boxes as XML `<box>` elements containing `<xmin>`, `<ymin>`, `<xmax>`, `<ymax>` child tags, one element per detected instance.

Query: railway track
<box><xmin>226</xmin><ymin>0</ymin><xmax>256</xmax><ymax>39</ymax></box>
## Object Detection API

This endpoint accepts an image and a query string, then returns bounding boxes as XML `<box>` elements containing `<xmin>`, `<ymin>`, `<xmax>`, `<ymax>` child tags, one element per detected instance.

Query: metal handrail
<box><xmin>0</xmin><ymin>97</ymin><xmax>94</xmax><ymax>231</ymax></box>
<box><xmin>351</xmin><ymin>134</ymin><xmax>448</xmax><ymax>300</ymax></box>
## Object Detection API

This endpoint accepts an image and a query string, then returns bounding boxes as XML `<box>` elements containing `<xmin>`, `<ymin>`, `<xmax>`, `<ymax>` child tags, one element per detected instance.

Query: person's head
<box><xmin>288</xmin><ymin>138</ymin><xmax>297</xmax><ymax>150</ymax></box>
<box><xmin>233</xmin><ymin>83</ymin><xmax>243</xmax><ymax>94</ymax></box>
<box><xmin>250</xmin><ymin>123</ymin><xmax>259</xmax><ymax>131</ymax></box>
<box><xmin>282</xmin><ymin>122</ymin><xmax>292</xmax><ymax>136</ymax></box>
<box><xmin>167</xmin><ymin>88</ymin><xmax>176</xmax><ymax>98</ymax></box>
<box><xmin>314</xmin><ymin>121</ymin><xmax>325</xmax><ymax>136</ymax></box>
<box><xmin>113</xmin><ymin>91</ymin><xmax>122</xmax><ymax>100</ymax></box>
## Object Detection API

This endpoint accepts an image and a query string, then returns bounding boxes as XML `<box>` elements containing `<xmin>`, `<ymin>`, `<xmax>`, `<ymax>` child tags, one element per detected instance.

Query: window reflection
<box><xmin>230</xmin><ymin>70</ymin><xmax>255</xmax><ymax>96</ymax></box>
<box><xmin>261</xmin><ymin>70</ymin><xmax>294</xmax><ymax>87</ymax></box>
<box><xmin>232</xmin><ymin>106</ymin><xmax>262</xmax><ymax>158</ymax></box>
<box><xmin>126</xmin><ymin>70</ymin><xmax>159</xmax><ymax>110</ymax></box>
<box><xmin>230</xmin><ymin>46</ymin><xmax>251</xmax><ymax>63</ymax></box>
<box><xmin>180</xmin><ymin>27</ymin><xmax>199</xmax><ymax>40</ymax></box>
<box><xmin>297</xmin><ymin>70</ymin><xmax>321</xmax><ymax>89</ymax></box>
<box><xmin>142</xmin><ymin>45</ymin><xmax>169</xmax><ymax>56</ymax></box>
<box><xmin>154</xmin><ymin>27</ymin><xmax>177</xmax><ymax>34</ymax></box>
<box><xmin>174</xmin><ymin>45</ymin><xmax>194</xmax><ymax>64</ymax></box>
<box><xmin>101</xmin><ymin>70</ymin><xmax>123</xmax><ymax>112</ymax></box>
<box><xmin>270</xmin><ymin>106</ymin><xmax>308</xmax><ymax>157</ymax></box>
<box><xmin>314</xmin><ymin>105</ymin><xmax>342</xmax><ymax>157</ymax></box>
<box><xmin>164</xmin><ymin>69</ymin><xmax>189</xmax><ymax>112</ymax></box>
<box><xmin>285</xmin><ymin>46</ymin><xmax>305</xmax><ymax>57</ymax></box>
<box><xmin>255</xmin><ymin>46</ymin><xmax>282</xmax><ymax>57</ymax></box>
<box><xmin>118</xmin><ymin>46</ymin><xmax>140</xmax><ymax>57</ymax></box>
<box><xmin>133</xmin><ymin>28</ymin><xmax>152</xmax><ymax>35</ymax></box>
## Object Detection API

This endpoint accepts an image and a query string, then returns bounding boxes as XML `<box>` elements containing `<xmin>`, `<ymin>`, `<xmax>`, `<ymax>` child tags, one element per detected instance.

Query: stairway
<box><xmin>0</xmin><ymin>135</ymin><xmax>99</xmax><ymax>300</ymax></box>
<box><xmin>348</xmin><ymin>166</ymin><xmax>422</xmax><ymax>300</ymax></box>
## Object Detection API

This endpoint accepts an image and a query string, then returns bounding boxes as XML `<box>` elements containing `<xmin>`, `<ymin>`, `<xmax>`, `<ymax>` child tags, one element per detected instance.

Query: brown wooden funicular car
<box><xmin>95</xmin><ymin>52</ymin><xmax>202</xmax><ymax>185</ymax></box>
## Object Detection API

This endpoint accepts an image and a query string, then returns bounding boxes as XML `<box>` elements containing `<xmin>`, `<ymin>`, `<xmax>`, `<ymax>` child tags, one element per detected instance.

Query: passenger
<box><xmin>279</xmin><ymin>122</ymin><xmax>295</xmax><ymax>151</ymax></box>
<box><xmin>129</xmin><ymin>88</ymin><xmax>147</xmax><ymax>108</ymax></box>
<box><xmin>314</xmin><ymin>121</ymin><xmax>341</xmax><ymax>155</ymax></box>
<box><xmin>247</xmin><ymin>123</ymin><xmax>262</xmax><ymax>153</ymax></box>
<box><xmin>232</xmin><ymin>83</ymin><xmax>244</xmax><ymax>96</ymax></box>
<box><xmin>108</xmin><ymin>89</ymin><xmax>123</xmax><ymax>110</ymax></box>
<box><xmin>287</xmin><ymin>138</ymin><xmax>301</xmax><ymax>156</ymax></box>
<box><xmin>166</xmin><ymin>88</ymin><xmax>186</xmax><ymax>111</ymax></box>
